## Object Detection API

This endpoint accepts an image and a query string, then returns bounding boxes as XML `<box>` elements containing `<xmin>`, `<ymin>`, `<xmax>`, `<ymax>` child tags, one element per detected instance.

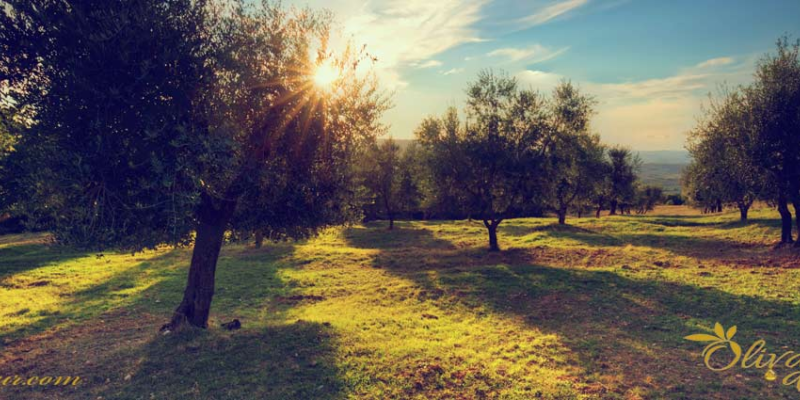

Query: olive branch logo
<box><xmin>685</xmin><ymin>322</ymin><xmax>781</xmax><ymax>382</ymax></box>
<box><xmin>685</xmin><ymin>322</ymin><xmax>742</xmax><ymax>362</ymax></box>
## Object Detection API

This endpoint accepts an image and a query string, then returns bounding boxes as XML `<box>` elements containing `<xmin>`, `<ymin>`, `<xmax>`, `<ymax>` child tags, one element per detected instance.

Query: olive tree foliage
<box><xmin>542</xmin><ymin>82</ymin><xmax>605</xmax><ymax>225</ymax></box>
<box><xmin>414</xmin><ymin>108</ymin><xmax>470</xmax><ymax>220</ymax></box>
<box><xmin>681</xmin><ymin>161</ymin><xmax>724</xmax><ymax>214</ymax></box>
<box><xmin>1</xmin><ymin>0</ymin><xmax>211</xmax><ymax>247</ymax></box>
<box><xmin>417</xmin><ymin>71</ymin><xmax>549</xmax><ymax>251</ymax></box>
<box><xmin>685</xmin><ymin>89</ymin><xmax>767</xmax><ymax>220</ymax></box>
<box><xmin>0</xmin><ymin>108</ymin><xmax>18</xmax><ymax>215</ymax></box>
<box><xmin>747</xmin><ymin>38</ymin><xmax>800</xmax><ymax>245</ymax></box>
<box><xmin>632</xmin><ymin>185</ymin><xmax>663</xmax><ymax>215</ymax></box>
<box><xmin>604</xmin><ymin>146</ymin><xmax>640</xmax><ymax>215</ymax></box>
<box><xmin>396</xmin><ymin>142</ymin><xmax>425</xmax><ymax>219</ymax></box>
<box><xmin>361</xmin><ymin>138</ymin><xmax>401</xmax><ymax>229</ymax></box>
<box><xmin>1</xmin><ymin>0</ymin><xmax>387</xmax><ymax>329</ymax></box>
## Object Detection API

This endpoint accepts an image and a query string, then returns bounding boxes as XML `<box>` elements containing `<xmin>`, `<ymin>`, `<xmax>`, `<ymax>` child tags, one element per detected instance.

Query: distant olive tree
<box><xmin>605</xmin><ymin>146</ymin><xmax>640</xmax><ymax>215</ymax></box>
<box><xmin>396</xmin><ymin>143</ymin><xmax>426</xmax><ymax>219</ymax></box>
<box><xmin>633</xmin><ymin>185</ymin><xmax>664</xmax><ymax>214</ymax></box>
<box><xmin>414</xmin><ymin>109</ymin><xmax>469</xmax><ymax>220</ymax></box>
<box><xmin>362</xmin><ymin>139</ymin><xmax>402</xmax><ymax>229</ymax></box>
<box><xmin>686</xmin><ymin>89</ymin><xmax>767</xmax><ymax>221</ymax></box>
<box><xmin>543</xmin><ymin>82</ymin><xmax>605</xmax><ymax>224</ymax></box>
<box><xmin>417</xmin><ymin>71</ymin><xmax>549</xmax><ymax>251</ymax></box>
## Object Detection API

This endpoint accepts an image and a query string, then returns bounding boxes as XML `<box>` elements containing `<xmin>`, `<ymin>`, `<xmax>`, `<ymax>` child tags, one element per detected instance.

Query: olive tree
<box><xmin>542</xmin><ymin>82</ymin><xmax>605</xmax><ymax>225</ymax></box>
<box><xmin>417</xmin><ymin>71</ymin><xmax>548</xmax><ymax>251</ymax></box>
<box><xmin>1</xmin><ymin>0</ymin><xmax>386</xmax><ymax>330</ymax></box>
<box><xmin>748</xmin><ymin>38</ymin><xmax>800</xmax><ymax>245</ymax></box>
<box><xmin>686</xmin><ymin>89</ymin><xmax>767</xmax><ymax>221</ymax></box>
<box><xmin>605</xmin><ymin>146</ymin><xmax>640</xmax><ymax>215</ymax></box>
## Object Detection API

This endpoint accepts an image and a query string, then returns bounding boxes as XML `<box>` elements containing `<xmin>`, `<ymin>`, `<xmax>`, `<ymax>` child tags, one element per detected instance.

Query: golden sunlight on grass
<box><xmin>2</xmin><ymin>207</ymin><xmax>800</xmax><ymax>399</ymax></box>
<box><xmin>313</xmin><ymin>60</ymin><xmax>339</xmax><ymax>89</ymax></box>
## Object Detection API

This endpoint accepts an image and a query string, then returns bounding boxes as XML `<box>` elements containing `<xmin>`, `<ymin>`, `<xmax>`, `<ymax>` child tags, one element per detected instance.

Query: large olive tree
<box><xmin>1</xmin><ymin>0</ymin><xmax>386</xmax><ymax>329</ymax></box>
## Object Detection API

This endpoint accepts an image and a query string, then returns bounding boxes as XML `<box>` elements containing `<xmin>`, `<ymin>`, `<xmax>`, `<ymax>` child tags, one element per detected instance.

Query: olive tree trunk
<box><xmin>557</xmin><ymin>208</ymin><xmax>567</xmax><ymax>225</ymax></box>
<box><xmin>778</xmin><ymin>194</ymin><xmax>793</xmax><ymax>244</ymax></box>
<box><xmin>484</xmin><ymin>219</ymin><xmax>502</xmax><ymax>252</ymax></box>
<box><xmin>254</xmin><ymin>230</ymin><xmax>264</xmax><ymax>248</ymax></box>
<box><xmin>793</xmin><ymin>199</ymin><xmax>800</xmax><ymax>248</ymax></box>
<box><xmin>162</xmin><ymin>195</ymin><xmax>235</xmax><ymax>331</ymax></box>
<box><xmin>737</xmin><ymin>201</ymin><xmax>750</xmax><ymax>222</ymax></box>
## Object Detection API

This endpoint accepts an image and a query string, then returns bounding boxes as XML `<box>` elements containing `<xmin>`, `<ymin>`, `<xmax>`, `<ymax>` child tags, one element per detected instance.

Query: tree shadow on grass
<box><xmin>636</xmin><ymin>216</ymin><xmax>720</xmax><ymax>227</ymax></box>
<box><xmin>0</xmin><ymin>242</ymin><xmax>88</xmax><ymax>280</ymax></box>
<box><xmin>344</xmin><ymin>222</ymin><xmax>459</xmax><ymax>252</ymax></box>
<box><xmin>527</xmin><ymin>223</ymin><xmax>623</xmax><ymax>247</ymax></box>
<box><xmin>344</xmin><ymin>226</ymin><xmax>800</xmax><ymax>398</ymax></box>
<box><xmin>1</xmin><ymin>242</ymin><xmax>347</xmax><ymax>400</ymax></box>
<box><xmin>613</xmin><ymin>232</ymin><xmax>771</xmax><ymax>261</ymax></box>
<box><xmin>104</xmin><ymin>321</ymin><xmax>344</xmax><ymax>400</ymax></box>
<box><xmin>0</xmin><ymin>249</ymin><xmax>186</xmax><ymax>345</ymax></box>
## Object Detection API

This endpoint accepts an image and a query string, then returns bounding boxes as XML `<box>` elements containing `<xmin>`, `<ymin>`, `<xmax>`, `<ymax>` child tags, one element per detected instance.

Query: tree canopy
<box><xmin>0</xmin><ymin>0</ymin><xmax>387</xmax><ymax>328</ymax></box>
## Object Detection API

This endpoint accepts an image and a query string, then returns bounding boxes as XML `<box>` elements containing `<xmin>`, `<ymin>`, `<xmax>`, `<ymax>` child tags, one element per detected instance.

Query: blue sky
<box><xmin>291</xmin><ymin>0</ymin><xmax>800</xmax><ymax>150</ymax></box>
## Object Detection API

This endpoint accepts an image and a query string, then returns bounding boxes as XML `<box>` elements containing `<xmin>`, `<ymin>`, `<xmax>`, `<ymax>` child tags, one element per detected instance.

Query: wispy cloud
<box><xmin>443</xmin><ymin>68</ymin><xmax>465</xmax><ymax>75</ymax></box>
<box><xmin>696</xmin><ymin>57</ymin><xmax>735</xmax><ymax>68</ymax></box>
<box><xmin>517</xmin><ymin>0</ymin><xmax>589</xmax><ymax>28</ymax></box>
<box><xmin>487</xmin><ymin>44</ymin><xmax>569</xmax><ymax>63</ymax></box>
<box><xmin>327</xmin><ymin>0</ymin><xmax>488</xmax><ymax>88</ymax></box>
<box><xmin>411</xmin><ymin>60</ymin><xmax>444</xmax><ymax>69</ymax></box>
<box><xmin>516</xmin><ymin>55</ymin><xmax>755</xmax><ymax>149</ymax></box>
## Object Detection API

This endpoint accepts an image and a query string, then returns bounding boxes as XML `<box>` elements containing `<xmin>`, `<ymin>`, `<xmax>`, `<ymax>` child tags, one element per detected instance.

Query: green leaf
<box><xmin>714</xmin><ymin>322</ymin><xmax>725</xmax><ymax>339</ymax></box>
<box><xmin>726</xmin><ymin>325</ymin><xmax>737</xmax><ymax>340</ymax></box>
<box><xmin>685</xmin><ymin>334</ymin><xmax>722</xmax><ymax>342</ymax></box>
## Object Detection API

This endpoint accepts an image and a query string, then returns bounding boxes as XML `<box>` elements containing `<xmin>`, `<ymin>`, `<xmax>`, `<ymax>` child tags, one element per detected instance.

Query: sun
<box><xmin>313</xmin><ymin>60</ymin><xmax>338</xmax><ymax>89</ymax></box>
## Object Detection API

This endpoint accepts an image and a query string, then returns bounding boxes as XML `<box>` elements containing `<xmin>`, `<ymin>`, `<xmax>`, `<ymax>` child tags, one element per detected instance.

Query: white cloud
<box><xmin>443</xmin><ymin>68</ymin><xmax>465</xmax><ymax>75</ymax></box>
<box><xmin>412</xmin><ymin>60</ymin><xmax>444</xmax><ymax>69</ymax></box>
<box><xmin>487</xmin><ymin>44</ymin><xmax>569</xmax><ymax>63</ymax></box>
<box><xmin>516</xmin><ymin>70</ymin><xmax>564</xmax><ymax>93</ymax></box>
<box><xmin>517</xmin><ymin>0</ymin><xmax>589</xmax><ymax>28</ymax></box>
<box><xmin>516</xmin><ymin>55</ymin><xmax>754</xmax><ymax>150</ymax></box>
<box><xmin>321</xmin><ymin>0</ymin><xmax>488</xmax><ymax>88</ymax></box>
<box><xmin>696</xmin><ymin>57</ymin><xmax>735</xmax><ymax>68</ymax></box>
<box><xmin>597</xmin><ymin>74</ymin><xmax>711</xmax><ymax>100</ymax></box>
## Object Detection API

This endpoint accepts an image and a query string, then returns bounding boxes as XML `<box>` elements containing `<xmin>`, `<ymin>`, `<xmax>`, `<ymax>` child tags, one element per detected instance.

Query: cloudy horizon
<box><xmin>290</xmin><ymin>0</ymin><xmax>799</xmax><ymax>150</ymax></box>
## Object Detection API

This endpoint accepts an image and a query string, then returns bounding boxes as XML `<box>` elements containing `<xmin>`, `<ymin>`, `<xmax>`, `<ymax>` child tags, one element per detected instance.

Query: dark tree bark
<box><xmin>778</xmin><ymin>194</ymin><xmax>794</xmax><ymax>244</ymax></box>
<box><xmin>557</xmin><ymin>208</ymin><xmax>567</xmax><ymax>225</ymax></box>
<box><xmin>609</xmin><ymin>200</ymin><xmax>618</xmax><ymax>215</ymax></box>
<box><xmin>382</xmin><ymin>195</ymin><xmax>394</xmax><ymax>230</ymax></box>
<box><xmin>162</xmin><ymin>194</ymin><xmax>236</xmax><ymax>331</ymax></box>
<box><xmin>484</xmin><ymin>219</ymin><xmax>501</xmax><ymax>252</ymax></box>
<box><xmin>716</xmin><ymin>199</ymin><xmax>723</xmax><ymax>213</ymax></box>
<box><xmin>793</xmin><ymin>199</ymin><xmax>800</xmax><ymax>248</ymax></box>
<box><xmin>254</xmin><ymin>230</ymin><xmax>264</xmax><ymax>249</ymax></box>
<box><xmin>737</xmin><ymin>201</ymin><xmax>750</xmax><ymax>222</ymax></box>
<box><xmin>595</xmin><ymin>205</ymin><xmax>602</xmax><ymax>218</ymax></box>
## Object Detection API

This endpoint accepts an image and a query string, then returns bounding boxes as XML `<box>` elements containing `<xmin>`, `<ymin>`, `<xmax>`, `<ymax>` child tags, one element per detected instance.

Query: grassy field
<box><xmin>1</xmin><ymin>206</ymin><xmax>800</xmax><ymax>399</ymax></box>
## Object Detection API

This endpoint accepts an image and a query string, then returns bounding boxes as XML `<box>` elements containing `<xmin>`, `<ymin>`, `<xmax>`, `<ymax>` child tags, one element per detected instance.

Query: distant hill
<box><xmin>635</xmin><ymin>151</ymin><xmax>688</xmax><ymax>195</ymax></box>
<box><xmin>381</xmin><ymin>139</ymin><xmax>688</xmax><ymax>194</ymax></box>
<box><xmin>638</xmin><ymin>163</ymin><xmax>685</xmax><ymax>194</ymax></box>
<box><xmin>635</xmin><ymin>150</ymin><xmax>690</xmax><ymax>164</ymax></box>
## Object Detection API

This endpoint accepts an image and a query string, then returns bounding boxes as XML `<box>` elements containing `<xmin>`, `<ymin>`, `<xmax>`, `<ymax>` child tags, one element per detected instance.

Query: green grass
<box><xmin>1</xmin><ymin>207</ymin><xmax>800</xmax><ymax>399</ymax></box>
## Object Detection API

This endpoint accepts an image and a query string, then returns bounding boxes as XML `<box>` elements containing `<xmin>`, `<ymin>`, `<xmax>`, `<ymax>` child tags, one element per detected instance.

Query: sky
<box><xmin>289</xmin><ymin>0</ymin><xmax>800</xmax><ymax>150</ymax></box>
